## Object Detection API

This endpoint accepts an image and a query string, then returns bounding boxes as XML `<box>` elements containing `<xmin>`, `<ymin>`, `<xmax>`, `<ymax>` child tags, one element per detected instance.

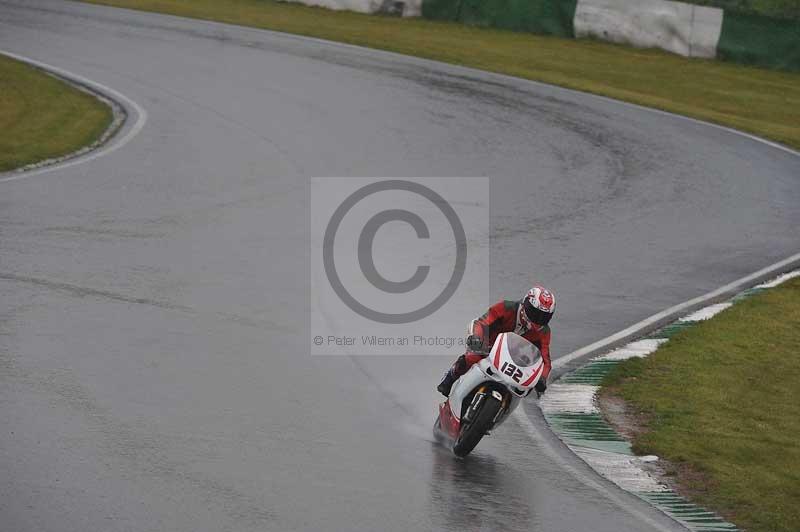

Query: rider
<box><xmin>437</xmin><ymin>285</ymin><xmax>555</xmax><ymax>398</ymax></box>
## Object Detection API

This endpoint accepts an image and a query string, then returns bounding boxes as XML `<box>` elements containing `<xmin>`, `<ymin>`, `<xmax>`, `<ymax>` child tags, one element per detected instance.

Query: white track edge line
<box><xmin>5</xmin><ymin>14</ymin><xmax>798</xmax><ymax>529</ymax></box>
<box><xmin>516</xmin><ymin>257</ymin><xmax>800</xmax><ymax>531</ymax></box>
<box><xmin>553</xmin><ymin>251</ymin><xmax>800</xmax><ymax>369</ymax></box>
<box><xmin>42</xmin><ymin>2</ymin><xmax>800</xmax><ymax>162</ymax></box>
<box><xmin>312</xmin><ymin>36</ymin><xmax>800</xmax><ymax>158</ymax></box>
<box><xmin>0</xmin><ymin>49</ymin><xmax>148</xmax><ymax>183</ymax></box>
<box><xmin>323</xmin><ymin>37</ymin><xmax>800</xmax><ymax>158</ymax></box>
<box><xmin>513</xmin><ymin>408</ymin><xmax>679</xmax><ymax>532</ymax></box>
<box><xmin>74</xmin><ymin>4</ymin><xmax>800</xmax><ymax>159</ymax></box>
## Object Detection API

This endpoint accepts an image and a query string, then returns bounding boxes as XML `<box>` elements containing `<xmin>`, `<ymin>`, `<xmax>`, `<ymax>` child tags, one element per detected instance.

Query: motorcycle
<box><xmin>434</xmin><ymin>332</ymin><xmax>544</xmax><ymax>457</ymax></box>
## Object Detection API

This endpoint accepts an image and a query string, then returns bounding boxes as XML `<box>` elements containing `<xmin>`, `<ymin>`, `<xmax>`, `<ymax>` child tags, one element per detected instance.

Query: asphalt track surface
<box><xmin>1</xmin><ymin>2</ymin><xmax>799</xmax><ymax>531</ymax></box>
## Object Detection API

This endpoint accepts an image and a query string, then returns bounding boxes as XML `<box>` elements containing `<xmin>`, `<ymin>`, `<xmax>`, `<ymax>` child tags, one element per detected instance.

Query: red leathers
<box><xmin>471</xmin><ymin>300</ymin><xmax>552</xmax><ymax>377</ymax></box>
<box><xmin>438</xmin><ymin>296</ymin><xmax>554</xmax><ymax>397</ymax></box>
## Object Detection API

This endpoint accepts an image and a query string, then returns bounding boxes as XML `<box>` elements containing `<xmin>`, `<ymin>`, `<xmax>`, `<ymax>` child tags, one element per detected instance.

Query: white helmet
<box><xmin>522</xmin><ymin>285</ymin><xmax>555</xmax><ymax>326</ymax></box>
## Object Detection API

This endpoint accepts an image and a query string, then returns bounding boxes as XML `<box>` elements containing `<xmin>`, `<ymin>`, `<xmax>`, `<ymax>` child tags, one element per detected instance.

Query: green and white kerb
<box><xmin>540</xmin><ymin>270</ymin><xmax>799</xmax><ymax>532</ymax></box>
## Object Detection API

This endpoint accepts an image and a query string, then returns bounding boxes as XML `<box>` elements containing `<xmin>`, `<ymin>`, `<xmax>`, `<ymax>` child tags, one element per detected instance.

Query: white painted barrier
<box><xmin>403</xmin><ymin>0</ymin><xmax>423</xmax><ymax>17</ymax></box>
<box><xmin>286</xmin><ymin>0</ymin><xmax>422</xmax><ymax>16</ymax></box>
<box><xmin>574</xmin><ymin>0</ymin><xmax>723</xmax><ymax>58</ymax></box>
<box><xmin>290</xmin><ymin>0</ymin><xmax>725</xmax><ymax>60</ymax></box>
<box><xmin>287</xmin><ymin>0</ymin><xmax>380</xmax><ymax>13</ymax></box>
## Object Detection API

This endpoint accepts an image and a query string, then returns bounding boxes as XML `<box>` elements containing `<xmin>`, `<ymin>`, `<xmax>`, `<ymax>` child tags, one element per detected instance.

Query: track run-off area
<box><xmin>1</xmin><ymin>1</ymin><xmax>798</xmax><ymax>531</ymax></box>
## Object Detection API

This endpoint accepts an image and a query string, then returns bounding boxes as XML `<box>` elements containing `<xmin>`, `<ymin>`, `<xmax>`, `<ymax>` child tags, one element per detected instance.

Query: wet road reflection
<box><xmin>3</xmin><ymin>2</ymin><xmax>800</xmax><ymax>531</ymax></box>
<box><xmin>428</xmin><ymin>443</ymin><xmax>537</xmax><ymax>531</ymax></box>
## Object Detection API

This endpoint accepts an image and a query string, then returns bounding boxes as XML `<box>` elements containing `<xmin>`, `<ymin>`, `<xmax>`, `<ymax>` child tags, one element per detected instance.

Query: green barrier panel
<box><xmin>422</xmin><ymin>0</ymin><xmax>462</xmax><ymax>22</ymax></box>
<box><xmin>717</xmin><ymin>11</ymin><xmax>800</xmax><ymax>71</ymax></box>
<box><xmin>422</xmin><ymin>0</ymin><xmax>577</xmax><ymax>38</ymax></box>
<box><xmin>691</xmin><ymin>0</ymin><xmax>800</xmax><ymax>22</ymax></box>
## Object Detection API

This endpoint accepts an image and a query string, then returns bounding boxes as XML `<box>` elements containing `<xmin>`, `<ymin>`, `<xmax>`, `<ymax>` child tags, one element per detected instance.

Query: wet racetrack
<box><xmin>1</xmin><ymin>1</ymin><xmax>799</xmax><ymax>531</ymax></box>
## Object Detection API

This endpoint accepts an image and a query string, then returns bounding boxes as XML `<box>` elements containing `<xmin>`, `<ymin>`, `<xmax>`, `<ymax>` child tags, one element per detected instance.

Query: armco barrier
<box><xmin>717</xmin><ymin>11</ymin><xmax>800</xmax><ymax>71</ymax></box>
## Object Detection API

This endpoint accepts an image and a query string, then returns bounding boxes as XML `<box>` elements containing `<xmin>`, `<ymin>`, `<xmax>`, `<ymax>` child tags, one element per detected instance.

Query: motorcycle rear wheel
<box><xmin>452</xmin><ymin>395</ymin><xmax>502</xmax><ymax>457</ymax></box>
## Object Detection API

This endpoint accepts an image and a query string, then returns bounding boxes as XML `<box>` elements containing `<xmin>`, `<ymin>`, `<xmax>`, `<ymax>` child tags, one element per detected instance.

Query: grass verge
<box><xmin>0</xmin><ymin>54</ymin><xmax>113</xmax><ymax>173</ymax></box>
<box><xmin>79</xmin><ymin>0</ymin><xmax>800</xmax><ymax>150</ymax></box>
<box><xmin>601</xmin><ymin>278</ymin><xmax>800</xmax><ymax>532</ymax></box>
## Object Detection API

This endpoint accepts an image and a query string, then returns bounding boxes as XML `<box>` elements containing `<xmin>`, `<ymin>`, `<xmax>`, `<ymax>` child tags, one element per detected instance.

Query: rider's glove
<box><xmin>535</xmin><ymin>379</ymin><xmax>547</xmax><ymax>398</ymax></box>
<box><xmin>466</xmin><ymin>334</ymin><xmax>483</xmax><ymax>352</ymax></box>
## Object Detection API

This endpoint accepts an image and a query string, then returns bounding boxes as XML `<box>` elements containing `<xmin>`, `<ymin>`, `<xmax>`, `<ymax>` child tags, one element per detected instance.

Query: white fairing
<box><xmin>447</xmin><ymin>333</ymin><xmax>544</xmax><ymax>426</ymax></box>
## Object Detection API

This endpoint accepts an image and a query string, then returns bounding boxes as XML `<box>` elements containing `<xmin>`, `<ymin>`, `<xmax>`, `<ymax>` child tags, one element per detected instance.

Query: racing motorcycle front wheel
<box><xmin>452</xmin><ymin>391</ymin><xmax>504</xmax><ymax>457</ymax></box>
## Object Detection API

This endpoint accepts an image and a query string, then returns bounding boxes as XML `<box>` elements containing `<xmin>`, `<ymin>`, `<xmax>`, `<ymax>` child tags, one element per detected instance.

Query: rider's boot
<box><xmin>438</xmin><ymin>354</ymin><xmax>471</xmax><ymax>397</ymax></box>
<box><xmin>437</xmin><ymin>369</ymin><xmax>456</xmax><ymax>397</ymax></box>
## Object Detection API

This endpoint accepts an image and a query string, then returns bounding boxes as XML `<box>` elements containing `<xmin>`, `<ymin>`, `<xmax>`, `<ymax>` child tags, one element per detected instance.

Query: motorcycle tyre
<box><xmin>452</xmin><ymin>395</ymin><xmax>502</xmax><ymax>457</ymax></box>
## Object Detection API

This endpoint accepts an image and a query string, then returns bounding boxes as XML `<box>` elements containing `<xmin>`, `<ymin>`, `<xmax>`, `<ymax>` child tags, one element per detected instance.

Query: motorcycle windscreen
<box><xmin>504</xmin><ymin>333</ymin><xmax>542</xmax><ymax>368</ymax></box>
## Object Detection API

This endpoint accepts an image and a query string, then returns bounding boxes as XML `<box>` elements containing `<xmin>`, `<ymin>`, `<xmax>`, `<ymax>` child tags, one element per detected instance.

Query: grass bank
<box><xmin>80</xmin><ymin>0</ymin><xmax>800</xmax><ymax>150</ymax></box>
<box><xmin>601</xmin><ymin>278</ymin><xmax>800</xmax><ymax>532</ymax></box>
<box><xmin>0</xmin><ymin>54</ymin><xmax>113</xmax><ymax>173</ymax></box>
